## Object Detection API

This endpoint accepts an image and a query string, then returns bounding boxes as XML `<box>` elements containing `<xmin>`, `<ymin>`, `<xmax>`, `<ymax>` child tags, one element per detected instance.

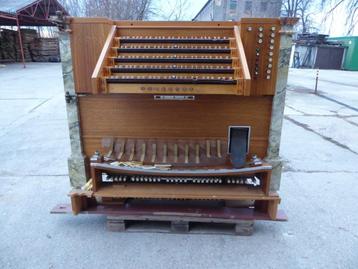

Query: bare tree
<box><xmin>60</xmin><ymin>0</ymin><xmax>86</xmax><ymax>16</ymax></box>
<box><xmin>154</xmin><ymin>0</ymin><xmax>190</xmax><ymax>21</ymax></box>
<box><xmin>60</xmin><ymin>0</ymin><xmax>154</xmax><ymax>20</ymax></box>
<box><xmin>282</xmin><ymin>0</ymin><xmax>316</xmax><ymax>33</ymax></box>
<box><xmin>321</xmin><ymin>0</ymin><xmax>358</xmax><ymax>35</ymax></box>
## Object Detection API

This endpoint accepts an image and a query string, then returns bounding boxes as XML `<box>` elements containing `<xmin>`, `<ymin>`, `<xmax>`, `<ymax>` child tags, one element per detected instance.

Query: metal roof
<box><xmin>0</xmin><ymin>0</ymin><xmax>37</xmax><ymax>14</ymax></box>
<box><xmin>0</xmin><ymin>0</ymin><xmax>68</xmax><ymax>26</ymax></box>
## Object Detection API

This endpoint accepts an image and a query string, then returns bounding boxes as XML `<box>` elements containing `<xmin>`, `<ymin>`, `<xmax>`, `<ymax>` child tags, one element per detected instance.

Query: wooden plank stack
<box><xmin>31</xmin><ymin>37</ymin><xmax>60</xmax><ymax>62</ymax></box>
<box><xmin>0</xmin><ymin>28</ymin><xmax>60</xmax><ymax>62</ymax></box>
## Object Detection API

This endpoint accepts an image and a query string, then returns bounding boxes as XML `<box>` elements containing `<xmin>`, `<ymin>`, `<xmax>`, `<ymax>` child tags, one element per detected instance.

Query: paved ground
<box><xmin>0</xmin><ymin>63</ymin><xmax>357</xmax><ymax>269</ymax></box>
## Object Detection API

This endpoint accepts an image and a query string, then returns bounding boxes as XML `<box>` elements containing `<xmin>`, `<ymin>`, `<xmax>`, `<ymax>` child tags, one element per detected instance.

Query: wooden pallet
<box><xmin>106</xmin><ymin>216</ymin><xmax>255</xmax><ymax>236</ymax></box>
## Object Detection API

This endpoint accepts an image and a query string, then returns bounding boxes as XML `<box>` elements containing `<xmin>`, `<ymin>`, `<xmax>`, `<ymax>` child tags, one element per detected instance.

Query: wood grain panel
<box><xmin>107</xmin><ymin>83</ymin><xmax>238</xmax><ymax>95</ymax></box>
<box><xmin>78</xmin><ymin>95</ymin><xmax>272</xmax><ymax>158</ymax></box>
<box><xmin>240</xmin><ymin>18</ymin><xmax>281</xmax><ymax>96</ymax></box>
<box><xmin>70</xmin><ymin>21</ymin><xmax>112</xmax><ymax>93</ymax></box>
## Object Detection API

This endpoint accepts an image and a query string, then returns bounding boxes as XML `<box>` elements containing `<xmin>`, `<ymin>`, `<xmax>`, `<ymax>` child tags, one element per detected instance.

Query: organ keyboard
<box><xmin>92</xmin><ymin>24</ymin><xmax>254</xmax><ymax>95</ymax></box>
<box><xmin>114</xmin><ymin>55</ymin><xmax>233</xmax><ymax>63</ymax></box>
<box><xmin>101</xmin><ymin>173</ymin><xmax>261</xmax><ymax>187</ymax></box>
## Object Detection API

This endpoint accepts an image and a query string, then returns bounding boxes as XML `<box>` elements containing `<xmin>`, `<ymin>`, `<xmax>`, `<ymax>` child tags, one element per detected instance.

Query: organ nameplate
<box><xmin>154</xmin><ymin>95</ymin><xmax>195</xmax><ymax>101</ymax></box>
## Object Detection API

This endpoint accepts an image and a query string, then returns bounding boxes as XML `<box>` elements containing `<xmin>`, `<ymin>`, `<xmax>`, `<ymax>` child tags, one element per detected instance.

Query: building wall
<box><xmin>193</xmin><ymin>0</ymin><xmax>282</xmax><ymax>21</ymax></box>
<box><xmin>328</xmin><ymin>36</ymin><xmax>358</xmax><ymax>71</ymax></box>
<box><xmin>294</xmin><ymin>45</ymin><xmax>317</xmax><ymax>68</ymax></box>
<box><xmin>314</xmin><ymin>46</ymin><xmax>345</xmax><ymax>69</ymax></box>
<box><xmin>194</xmin><ymin>1</ymin><xmax>214</xmax><ymax>21</ymax></box>
<box><xmin>293</xmin><ymin>45</ymin><xmax>345</xmax><ymax>70</ymax></box>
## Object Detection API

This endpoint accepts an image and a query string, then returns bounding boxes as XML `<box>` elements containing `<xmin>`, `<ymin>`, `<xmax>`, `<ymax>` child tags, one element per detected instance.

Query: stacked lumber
<box><xmin>0</xmin><ymin>29</ymin><xmax>19</xmax><ymax>62</ymax></box>
<box><xmin>0</xmin><ymin>28</ymin><xmax>60</xmax><ymax>62</ymax></box>
<box><xmin>31</xmin><ymin>37</ymin><xmax>60</xmax><ymax>62</ymax></box>
<box><xmin>19</xmin><ymin>29</ymin><xmax>37</xmax><ymax>61</ymax></box>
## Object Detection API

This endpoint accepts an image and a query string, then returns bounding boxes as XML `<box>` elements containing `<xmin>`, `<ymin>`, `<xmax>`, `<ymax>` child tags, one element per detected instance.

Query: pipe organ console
<box><xmin>59</xmin><ymin>17</ymin><xmax>295</xmax><ymax>226</ymax></box>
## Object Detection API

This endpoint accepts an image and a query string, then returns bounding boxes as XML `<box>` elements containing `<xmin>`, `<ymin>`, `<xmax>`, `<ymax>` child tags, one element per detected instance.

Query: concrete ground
<box><xmin>0</xmin><ymin>63</ymin><xmax>357</xmax><ymax>269</ymax></box>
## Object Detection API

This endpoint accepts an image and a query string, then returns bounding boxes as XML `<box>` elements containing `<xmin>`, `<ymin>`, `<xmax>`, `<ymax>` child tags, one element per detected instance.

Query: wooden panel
<box><xmin>78</xmin><ymin>95</ymin><xmax>272</xmax><ymax>158</ymax></box>
<box><xmin>240</xmin><ymin>18</ymin><xmax>281</xmax><ymax>96</ymax></box>
<box><xmin>70</xmin><ymin>20</ymin><xmax>112</xmax><ymax>93</ymax></box>
<box><xmin>107</xmin><ymin>83</ymin><xmax>238</xmax><ymax>95</ymax></box>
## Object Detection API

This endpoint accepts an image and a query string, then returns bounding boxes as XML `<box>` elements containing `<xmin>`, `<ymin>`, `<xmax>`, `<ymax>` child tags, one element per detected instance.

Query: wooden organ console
<box><xmin>56</xmin><ymin>17</ymin><xmax>294</xmax><ymax>229</ymax></box>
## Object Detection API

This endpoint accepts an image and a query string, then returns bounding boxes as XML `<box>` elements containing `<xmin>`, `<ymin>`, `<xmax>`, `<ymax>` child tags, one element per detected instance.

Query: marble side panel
<box><xmin>59</xmin><ymin>33</ymin><xmax>75</xmax><ymax>95</ymax></box>
<box><xmin>266</xmin><ymin>23</ymin><xmax>295</xmax><ymax>191</ymax></box>
<box><xmin>59</xmin><ymin>31</ymin><xmax>87</xmax><ymax>187</ymax></box>
<box><xmin>68</xmin><ymin>157</ymin><xmax>87</xmax><ymax>188</ymax></box>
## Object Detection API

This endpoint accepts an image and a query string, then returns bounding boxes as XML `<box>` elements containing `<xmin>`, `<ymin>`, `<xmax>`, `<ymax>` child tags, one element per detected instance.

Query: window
<box><xmin>229</xmin><ymin>0</ymin><xmax>237</xmax><ymax>10</ymax></box>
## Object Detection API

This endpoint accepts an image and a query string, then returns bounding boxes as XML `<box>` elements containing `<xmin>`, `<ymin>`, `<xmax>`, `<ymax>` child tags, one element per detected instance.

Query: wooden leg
<box><xmin>268</xmin><ymin>200</ymin><xmax>279</xmax><ymax>220</ymax></box>
<box><xmin>171</xmin><ymin>221</ymin><xmax>189</xmax><ymax>233</ymax></box>
<box><xmin>70</xmin><ymin>194</ymin><xmax>90</xmax><ymax>215</ymax></box>
<box><xmin>235</xmin><ymin>220</ymin><xmax>254</xmax><ymax>236</ymax></box>
<box><xmin>261</xmin><ymin>171</ymin><xmax>272</xmax><ymax>195</ymax></box>
<box><xmin>255</xmin><ymin>199</ymin><xmax>280</xmax><ymax>220</ymax></box>
<box><xmin>70</xmin><ymin>194</ymin><xmax>82</xmax><ymax>215</ymax></box>
<box><xmin>81</xmin><ymin>196</ymin><xmax>88</xmax><ymax>210</ymax></box>
<box><xmin>254</xmin><ymin>200</ymin><xmax>268</xmax><ymax>212</ymax></box>
<box><xmin>91</xmin><ymin>166</ymin><xmax>101</xmax><ymax>192</ymax></box>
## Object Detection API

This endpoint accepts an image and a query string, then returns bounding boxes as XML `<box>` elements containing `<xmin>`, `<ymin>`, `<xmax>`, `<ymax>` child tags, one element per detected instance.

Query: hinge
<box><xmin>65</xmin><ymin>91</ymin><xmax>77</xmax><ymax>104</ymax></box>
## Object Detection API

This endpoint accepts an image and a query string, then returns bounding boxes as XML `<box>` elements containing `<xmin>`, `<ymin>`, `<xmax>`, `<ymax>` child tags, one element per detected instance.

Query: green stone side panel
<box><xmin>59</xmin><ymin>31</ymin><xmax>87</xmax><ymax>188</ymax></box>
<box><xmin>266</xmin><ymin>21</ymin><xmax>296</xmax><ymax>191</ymax></box>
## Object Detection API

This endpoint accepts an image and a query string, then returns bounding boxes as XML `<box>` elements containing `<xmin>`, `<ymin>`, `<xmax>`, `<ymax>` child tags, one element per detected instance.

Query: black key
<box><xmin>117</xmin><ymin>48</ymin><xmax>230</xmax><ymax>53</ymax></box>
<box><xmin>114</xmin><ymin>57</ymin><xmax>232</xmax><ymax>64</ymax></box>
<box><xmin>119</xmin><ymin>38</ymin><xmax>230</xmax><ymax>44</ymax></box>
<box><xmin>110</xmin><ymin>67</ymin><xmax>234</xmax><ymax>74</ymax></box>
